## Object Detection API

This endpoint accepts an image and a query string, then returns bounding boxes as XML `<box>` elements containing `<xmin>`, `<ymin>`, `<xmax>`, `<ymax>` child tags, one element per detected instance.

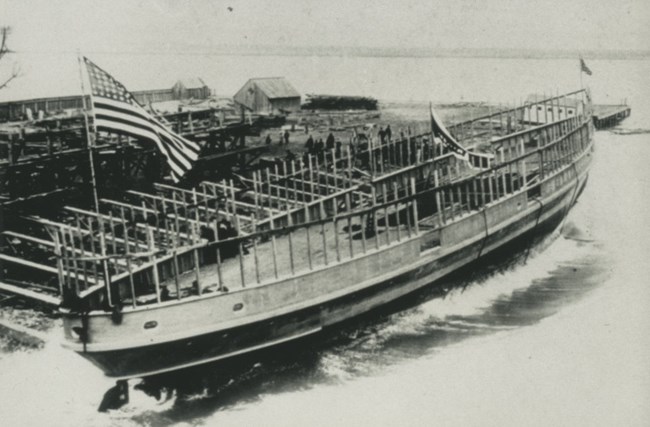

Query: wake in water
<box><xmin>93</xmin><ymin>217</ymin><xmax>609</xmax><ymax>425</ymax></box>
<box><xmin>610</xmin><ymin>128</ymin><xmax>650</xmax><ymax>136</ymax></box>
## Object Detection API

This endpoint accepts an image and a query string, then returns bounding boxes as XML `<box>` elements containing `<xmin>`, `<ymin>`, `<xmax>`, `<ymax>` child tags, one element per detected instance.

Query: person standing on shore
<box><xmin>378</xmin><ymin>126</ymin><xmax>386</xmax><ymax>144</ymax></box>
<box><xmin>284</xmin><ymin>130</ymin><xmax>290</xmax><ymax>145</ymax></box>
<box><xmin>326</xmin><ymin>132</ymin><xmax>335</xmax><ymax>151</ymax></box>
<box><xmin>305</xmin><ymin>135</ymin><xmax>314</xmax><ymax>153</ymax></box>
<box><xmin>315</xmin><ymin>138</ymin><xmax>325</xmax><ymax>160</ymax></box>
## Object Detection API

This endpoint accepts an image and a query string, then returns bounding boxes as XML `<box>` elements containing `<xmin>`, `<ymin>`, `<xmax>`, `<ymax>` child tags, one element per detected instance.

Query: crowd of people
<box><xmin>262</xmin><ymin>122</ymin><xmax>442</xmax><ymax>171</ymax></box>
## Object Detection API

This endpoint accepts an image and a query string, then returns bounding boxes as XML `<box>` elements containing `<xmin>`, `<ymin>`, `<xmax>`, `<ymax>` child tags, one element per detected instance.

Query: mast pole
<box><xmin>77</xmin><ymin>53</ymin><xmax>112</xmax><ymax>305</ymax></box>
<box><xmin>579</xmin><ymin>55</ymin><xmax>583</xmax><ymax>90</ymax></box>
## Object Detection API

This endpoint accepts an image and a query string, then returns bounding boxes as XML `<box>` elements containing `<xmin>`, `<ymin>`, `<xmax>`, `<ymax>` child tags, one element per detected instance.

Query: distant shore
<box><xmin>139</xmin><ymin>44</ymin><xmax>650</xmax><ymax>61</ymax></box>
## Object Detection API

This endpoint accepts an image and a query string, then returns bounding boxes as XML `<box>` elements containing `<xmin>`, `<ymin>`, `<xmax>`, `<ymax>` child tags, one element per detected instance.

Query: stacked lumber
<box><xmin>302</xmin><ymin>95</ymin><xmax>378</xmax><ymax>111</ymax></box>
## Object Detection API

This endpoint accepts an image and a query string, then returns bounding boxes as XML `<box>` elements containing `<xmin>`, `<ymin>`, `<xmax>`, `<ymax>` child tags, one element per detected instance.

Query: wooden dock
<box><xmin>592</xmin><ymin>104</ymin><xmax>631</xmax><ymax>129</ymax></box>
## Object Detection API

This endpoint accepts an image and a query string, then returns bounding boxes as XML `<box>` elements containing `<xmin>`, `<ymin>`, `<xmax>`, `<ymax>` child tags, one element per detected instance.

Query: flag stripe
<box><xmin>96</xmin><ymin>120</ymin><xmax>188</xmax><ymax>177</ymax></box>
<box><xmin>94</xmin><ymin>112</ymin><xmax>196</xmax><ymax>168</ymax></box>
<box><xmin>95</xmin><ymin>98</ymin><xmax>201</xmax><ymax>154</ymax></box>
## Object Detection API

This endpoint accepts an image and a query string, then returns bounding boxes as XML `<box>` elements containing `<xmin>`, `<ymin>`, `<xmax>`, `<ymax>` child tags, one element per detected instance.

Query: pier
<box><xmin>592</xmin><ymin>104</ymin><xmax>631</xmax><ymax>129</ymax></box>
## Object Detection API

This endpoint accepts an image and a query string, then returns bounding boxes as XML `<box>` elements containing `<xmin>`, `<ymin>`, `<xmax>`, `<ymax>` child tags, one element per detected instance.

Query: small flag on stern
<box><xmin>83</xmin><ymin>57</ymin><xmax>200</xmax><ymax>182</ymax></box>
<box><xmin>429</xmin><ymin>103</ymin><xmax>492</xmax><ymax>169</ymax></box>
<box><xmin>580</xmin><ymin>57</ymin><xmax>592</xmax><ymax>76</ymax></box>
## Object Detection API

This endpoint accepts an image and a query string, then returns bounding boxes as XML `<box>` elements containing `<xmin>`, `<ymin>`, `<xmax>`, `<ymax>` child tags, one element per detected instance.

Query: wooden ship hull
<box><xmin>2</xmin><ymin>90</ymin><xmax>594</xmax><ymax>380</ymax></box>
<box><xmin>68</xmin><ymin>173</ymin><xmax>589</xmax><ymax>379</ymax></box>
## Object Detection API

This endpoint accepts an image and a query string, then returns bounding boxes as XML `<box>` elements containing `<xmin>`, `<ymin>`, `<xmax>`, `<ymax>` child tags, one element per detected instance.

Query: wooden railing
<box><xmin>8</xmin><ymin>91</ymin><xmax>592</xmax><ymax>310</ymax></box>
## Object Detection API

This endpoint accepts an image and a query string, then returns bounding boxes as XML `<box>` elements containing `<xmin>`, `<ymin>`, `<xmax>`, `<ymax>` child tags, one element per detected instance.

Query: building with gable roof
<box><xmin>233</xmin><ymin>77</ymin><xmax>300</xmax><ymax>114</ymax></box>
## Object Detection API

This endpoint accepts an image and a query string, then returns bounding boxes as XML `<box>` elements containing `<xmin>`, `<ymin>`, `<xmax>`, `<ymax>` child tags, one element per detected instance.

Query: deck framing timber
<box><xmin>0</xmin><ymin>91</ymin><xmax>593</xmax><ymax>309</ymax></box>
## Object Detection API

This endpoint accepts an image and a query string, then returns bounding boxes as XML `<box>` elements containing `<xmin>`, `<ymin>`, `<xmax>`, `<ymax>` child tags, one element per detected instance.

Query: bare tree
<box><xmin>0</xmin><ymin>26</ymin><xmax>20</xmax><ymax>91</ymax></box>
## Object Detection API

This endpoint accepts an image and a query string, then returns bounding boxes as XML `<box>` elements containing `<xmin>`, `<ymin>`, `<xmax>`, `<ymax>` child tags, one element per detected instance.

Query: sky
<box><xmin>0</xmin><ymin>0</ymin><xmax>648</xmax><ymax>101</ymax></box>
<box><xmin>2</xmin><ymin>0</ymin><xmax>648</xmax><ymax>54</ymax></box>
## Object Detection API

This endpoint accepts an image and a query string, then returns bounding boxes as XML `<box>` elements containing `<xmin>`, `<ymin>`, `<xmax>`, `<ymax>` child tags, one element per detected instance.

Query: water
<box><xmin>1</xmin><ymin>56</ymin><xmax>650</xmax><ymax>426</ymax></box>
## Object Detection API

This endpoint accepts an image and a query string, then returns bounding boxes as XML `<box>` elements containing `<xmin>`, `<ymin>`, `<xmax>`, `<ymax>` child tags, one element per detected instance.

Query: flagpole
<box><xmin>579</xmin><ymin>58</ymin><xmax>583</xmax><ymax>89</ymax></box>
<box><xmin>77</xmin><ymin>53</ymin><xmax>101</xmax><ymax>214</ymax></box>
<box><xmin>77</xmin><ymin>52</ymin><xmax>113</xmax><ymax>305</ymax></box>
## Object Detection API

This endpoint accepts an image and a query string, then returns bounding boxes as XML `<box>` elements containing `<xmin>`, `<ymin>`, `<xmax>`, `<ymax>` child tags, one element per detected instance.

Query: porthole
<box><xmin>144</xmin><ymin>320</ymin><xmax>158</xmax><ymax>329</ymax></box>
<box><xmin>233</xmin><ymin>303</ymin><xmax>244</xmax><ymax>311</ymax></box>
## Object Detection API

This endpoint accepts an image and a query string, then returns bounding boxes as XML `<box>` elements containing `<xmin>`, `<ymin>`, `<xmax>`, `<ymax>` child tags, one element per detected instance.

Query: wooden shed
<box><xmin>172</xmin><ymin>78</ymin><xmax>210</xmax><ymax>100</ymax></box>
<box><xmin>233</xmin><ymin>77</ymin><xmax>301</xmax><ymax>114</ymax></box>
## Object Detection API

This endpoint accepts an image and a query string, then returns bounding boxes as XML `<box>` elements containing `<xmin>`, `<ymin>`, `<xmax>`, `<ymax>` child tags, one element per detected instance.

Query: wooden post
<box><xmin>229</xmin><ymin>179</ymin><xmax>238</xmax><ymax>219</ymax></box>
<box><xmin>314</xmin><ymin>156</ymin><xmax>321</xmax><ymax>196</ymax></box>
<box><xmin>171</xmin><ymin>192</ymin><xmax>181</xmax><ymax>245</ymax></box>
<box><xmin>330</xmin><ymin>149</ymin><xmax>338</xmax><ymax>191</ymax></box>
<box><xmin>52</xmin><ymin>230</ymin><xmax>66</xmax><ymax>296</ymax></box>
<box><xmin>392</xmin><ymin>181</ymin><xmax>401</xmax><ymax>241</ymax></box>
<box><xmin>211</xmin><ymin>218</ymin><xmax>224</xmax><ymax>290</ymax></box>
<box><xmin>74</xmin><ymin>218</ymin><xmax>90</xmax><ymax>288</ymax></box>
<box><xmin>411</xmin><ymin>177</ymin><xmax>419</xmax><ymax>234</ymax></box>
<box><xmin>172</xmin><ymin>250</ymin><xmax>181</xmax><ymax>300</ymax></box>
<box><xmin>346</xmin><ymin>145</ymin><xmax>353</xmax><ymax>188</ymax></box>
<box><xmin>472</xmin><ymin>177</ymin><xmax>479</xmax><ymax>209</ymax></box>
<box><xmin>85</xmin><ymin>219</ymin><xmax>100</xmax><ymax>293</ymax></box>
<box><xmin>287</xmin><ymin>212</ymin><xmax>295</xmax><ymax>275</ymax></box>
<box><xmin>202</xmin><ymin>185</ymin><xmax>211</xmax><ymax>223</ymax></box>
<box><xmin>487</xmin><ymin>170</ymin><xmax>494</xmax><ymax>204</ymax></box>
<box><xmin>434</xmin><ymin>171</ymin><xmax>444</xmax><ymax>226</ymax></box>
<box><xmin>378</xmin><ymin>139</ymin><xmax>384</xmax><ymax>174</ymax></box>
<box><xmin>346</xmin><ymin>193</ymin><xmax>354</xmax><ymax>258</ymax></box>
<box><xmin>446</xmin><ymin>188</ymin><xmax>455</xmax><ymax>222</ymax></box>
<box><xmin>320</xmin><ymin>199</ymin><xmax>328</xmax><ymax>265</ymax></box>
<box><xmin>406</xmin><ymin>133</ymin><xmax>411</xmax><ymax>166</ymax></box>
<box><xmin>235</xmin><ymin>214</ymin><xmax>246</xmax><ymax>288</ymax></box>
<box><xmin>252</xmin><ymin>171</ymin><xmax>259</xmax><ymax>214</ymax></box>
<box><xmin>298</xmin><ymin>159</ymin><xmax>307</xmax><ymax>204</ymax></box>
<box><xmin>291</xmin><ymin>160</ymin><xmax>298</xmax><ymax>202</ymax></box>
<box><xmin>266</xmin><ymin>169</ymin><xmax>274</xmax><ymax>210</ymax></box>
<box><xmin>372</xmin><ymin>186</ymin><xmax>380</xmax><ymax>250</ymax></box>
<box><xmin>281</xmin><ymin>161</ymin><xmax>290</xmax><ymax>207</ymax></box>
<box><xmin>108</xmin><ymin>211</ymin><xmax>118</xmax><ymax>254</ymax></box>
<box><xmin>191</xmin><ymin>190</ymin><xmax>202</xmax><ymax>295</ymax></box>
<box><xmin>59</xmin><ymin>229</ymin><xmax>72</xmax><ymax>291</ymax></box>
<box><xmin>307</xmin><ymin>155</ymin><xmax>315</xmax><ymax>200</ymax></box>
<box><xmin>382</xmin><ymin>183</ymin><xmax>391</xmax><ymax>244</ymax></box>
<box><xmin>323</xmin><ymin>152</ymin><xmax>330</xmax><ymax>195</ymax></box>
<box><xmin>145</xmin><ymin>226</ymin><xmax>162</xmax><ymax>304</ymax></box>
<box><xmin>360</xmin><ymin>212</ymin><xmax>367</xmax><ymax>253</ymax></box>
<box><xmin>268</xmin><ymin>214</ymin><xmax>279</xmax><ymax>279</ymax></box>
<box><xmin>304</xmin><ymin>205</ymin><xmax>313</xmax><ymax>270</ymax></box>
<box><xmin>369</xmin><ymin>135</ymin><xmax>375</xmax><ymax>177</ymax></box>
<box><xmin>334</xmin><ymin>216</ymin><xmax>341</xmax><ymax>262</ymax></box>
<box><xmin>252</xmin><ymin>216</ymin><xmax>260</xmax><ymax>284</ymax></box>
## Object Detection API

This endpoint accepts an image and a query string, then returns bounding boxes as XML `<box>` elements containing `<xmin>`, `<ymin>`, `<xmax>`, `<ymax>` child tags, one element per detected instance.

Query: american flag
<box><xmin>430</xmin><ymin>104</ymin><xmax>492</xmax><ymax>169</ymax></box>
<box><xmin>580</xmin><ymin>57</ymin><xmax>592</xmax><ymax>76</ymax></box>
<box><xmin>83</xmin><ymin>57</ymin><xmax>201</xmax><ymax>182</ymax></box>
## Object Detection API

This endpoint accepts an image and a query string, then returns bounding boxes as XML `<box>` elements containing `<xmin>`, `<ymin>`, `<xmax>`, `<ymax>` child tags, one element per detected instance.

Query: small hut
<box><xmin>172</xmin><ymin>78</ymin><xmax>210</xmax><ymax>100</ymax></box>
<box><xmin>233</xmin><ymin>77</ymin><xmax>300</xmax><ymax>114</ymax></box>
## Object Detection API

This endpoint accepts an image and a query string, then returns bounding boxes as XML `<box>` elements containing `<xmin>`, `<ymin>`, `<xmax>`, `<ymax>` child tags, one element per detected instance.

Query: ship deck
<box><xmin>0</xmin><ymin>90</ymin><xmax>592</xmax><ymax>310</ymax></box>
